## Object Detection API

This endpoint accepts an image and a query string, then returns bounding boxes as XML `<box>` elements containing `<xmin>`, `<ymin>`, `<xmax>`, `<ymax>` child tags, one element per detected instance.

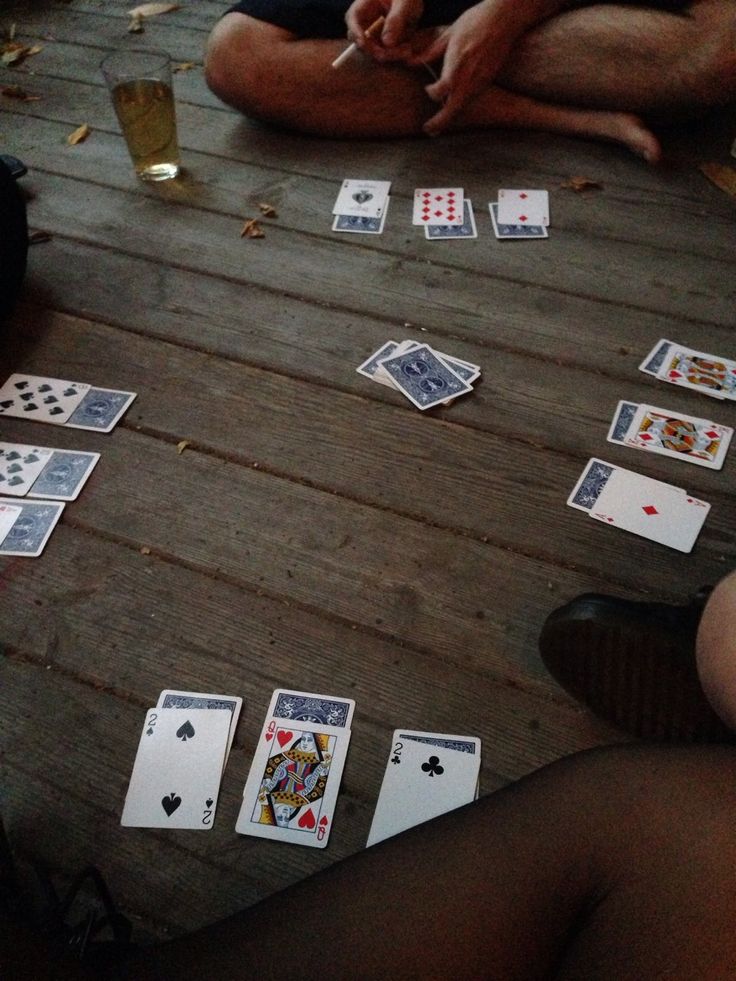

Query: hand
<box><xmin>345</xmin><ymin>0</ymin><xmax>425</xmax><ymax>62</ymax></box>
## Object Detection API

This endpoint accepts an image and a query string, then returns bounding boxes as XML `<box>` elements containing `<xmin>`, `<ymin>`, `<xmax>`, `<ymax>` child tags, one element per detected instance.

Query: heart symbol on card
<box><xmin>319</xmin><ymin>816</ymin><xmax>329</xmax><ymax>826</ymax></box>
<box><xmin>265</xmin><ymin>732</ymin><xmax>273</xmax><ymax>741</ymax></box>
<box><xmin>276</xmin><ymin>730</ymin><xmax>293</xmax><ymax>748</ymax></box>
<box><xmin>161</xmin><ymin>793</ymin><xmax>182</xmax><ymax>816</ymax></box>
<box><xmin>298</xmin><ymin>808</ymin><xmax>316</xmax><ymax>829</ymax></box>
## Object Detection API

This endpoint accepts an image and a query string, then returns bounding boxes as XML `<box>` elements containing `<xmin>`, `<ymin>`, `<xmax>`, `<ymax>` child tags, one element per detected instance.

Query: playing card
<box><xmin>366</xmin><ymin>730</ymin><xmax>481</xmax><ymax>847</ymax></box>
<box><xmin>0</xmin><ymin>374</ymin><xmax>90</xmax><ymax>425</ymax></box>
<box><xmin>157</xmin><ymin>690</ymin><xmax>243</xmax><ymax>768</ymax></box>
<box><xmin>608</xmin><ymin>401</ymin><xmax>732</xmax><ymax>469</ymax></box>
<box><xmin>0</xmin><ymin>503</ymin><xmax>22</xmax><ymax>544</ymax></box>
<box><xmin>332</xmin><ymin>179</ymin><xmax>391</xmax><ymax>218</ymax></box>
<box><xmin>266</xmin><ymin>688</ymin><xmax>355</xmax><ymax>729</ymax></box>
<box><xmin>590</xmin><ymin>467</ymin><xmax>709</xmax><ymax>553</ymax></box>
<box><xmin>236</xmin><ymin>718</ymin><xmax>350</xmax><ymax>848</ymax></box>
<box><xmin>27</xmin><ymin>449</ymin><xmax>101</xmax><ymax>500</ymax></box>
<box><xmin>121</xmin><ymin>707</ymin><xmax>231</xmax><ymax>829</ymax></box>
<box><xmin>639</xmin><ymin>338</ymin><xmax>673</xmax><ymax>377</ymax></box>
<box><xmin>378</xmin><ymin>344</ymin><xmax>473</xmax><ymax>410</ymax></box>
<box><xmin>489</xmin><ymin>202</ymin><xmax>548</xmax><ymax>240</ymax></box>
<box><xmin>0</xmin><ymin>444</ymin><xmax>53</xmax><ymax>496</ymax></box>
<box><xmin>332</xmin><ymin>203</ymin><xmax>389</xmax><ymax>234</ymax></box>
<box><xmin>497</xmin><ymin>189</ymin><xmax>549</xmax><ymax>226</ymax></box>
<box><xmin>655</xmin><ymin>343</ymin><xmax>736</xmax><ymax>401</ymax></box>
<box><xmin>0</xmin><ymin>498</ymin><xmax>64</xmax><ymax>556</ymax></box>
<box><xmin>425</xmin><ymin>200</ymin><xmax>477</xmax><ymax>240</ymax></box>
<box><xmin>66</xmin><ymin>387</ymin><xmax>137</xmax><ymax>432</ymax></box>
<box><xmin>357</xmin><ymin>340</ymin><xmax>402</xmax><ymax>387</ymax></box>
<box><xmin>413</xmin><ymin>187</ymin><xmax>464</xmax><ymax>226</ymax></box>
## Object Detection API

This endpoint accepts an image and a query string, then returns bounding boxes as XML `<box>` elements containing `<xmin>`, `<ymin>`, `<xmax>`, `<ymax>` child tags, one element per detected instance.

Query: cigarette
<box><xmin>331</xmin><ymin>16</ymin><xmax>385</xmax><ymax>69</ymax></box>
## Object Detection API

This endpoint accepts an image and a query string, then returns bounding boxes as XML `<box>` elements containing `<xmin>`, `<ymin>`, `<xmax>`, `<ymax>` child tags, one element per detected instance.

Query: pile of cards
<box><xmin>0</xmin><ymin>441</ymin><xmax>100</xmax><ymax>499</ymax></box>
<box><xmin>237</xmin><ymin>689</ymin><xmax>354</xmax><ymax>849</ymax></box>
<box><xmin>640</xmin><ymin>339</ymin><xmax>736</xmax><ymax>401</ymax></box>
<box><xmin>608</xmin><ymin>401</ymin><xmax>732</xmax><ymax>470</ymax></box>
<box><xmin>490</xmin><ymin>188</ymin><xmax>549</xmax><ymax>240</ymax></box>
<box><xmin>332</xmin><ymin>178</ymin><xmax>391</xmax><ymax>234</ymax></box>
<box><xmin>0</xmin><ymin>499</ymin><xmax>64</xmax><ymax>557</ymax></box>
<box><xmin>357</xmin><ymin>340</ymin><xmax>481</xmax><ymax>411</ymax></box>
<box><xmin>568</xmin><ymin>458</ymin><xmax>710</xmax><ymax>553</ymax></box>
<box><xmin>121</xmin><ymin>689</ymin><xmax>242</xmax><ymax>830</ymax></box>
<box><xmin>367</xmin><ymin>730</ymin><xmax>481</xmax><ymax>847</ymax></box>
<box><xmin>0</xmin><ymin>373</ymin><xmax>136</xmax><ymax>432</ymax></box>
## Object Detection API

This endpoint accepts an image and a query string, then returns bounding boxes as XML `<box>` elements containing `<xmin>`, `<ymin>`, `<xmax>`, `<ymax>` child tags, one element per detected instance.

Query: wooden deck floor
<box><xmin>2</xmin><ymin>0</ymin><xmax>736</xmax><ymax>943</ymax></box>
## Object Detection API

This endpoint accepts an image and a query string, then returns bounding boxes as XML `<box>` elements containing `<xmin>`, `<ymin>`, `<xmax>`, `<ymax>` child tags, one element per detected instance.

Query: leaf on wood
<box><xmin>1</xmin><ymin>84</ymin><xmax>41</xmax><ymax>101</ymax></box>
<box><xmin>67</xmin><ymin>123</ymin><xmax>91</xmax><ymax>146</ymax></box>
<box><xmin>240</xmin><ymin>217</ymin><xmax>265</xmax><ymax>238</ymax></box>
<box><xmin>258</xmin><ymin>202</ymin><xmax>277</xmax><ymax>218</ymax></box>
<box><xmin>28</xmin><ymin>230</ymin><xmax>52</xmax><ymax>245</ymax></box>
<box><xmin>560</xmin><ymin>176</ymin><xmax>603</xmax><ymax>192</ymax></box>
<box><xmin>1</xmin><ymin>42</ymin><xmax>31</xmax><ymax>66</ymax></box>
<box><xmin>128</xmin><ymin>3</ymin><xmax>180</xmax><ymax>16</ymax></box>
<box><xmin>699</xmin><ymin>162</ymin><xmax>736</xmax><ymax>201</ymax></box>
<box><xmin>140</xmin><ymin>546</ymin><xmax>151</xmax><ymax>555</ymax></box>
<box><xmin>128</xmin><ymin>13</ymin><xmax>144</xmax><ymax>32</ymax></box>
<box><xmin>173</xmin><ymin>61</ymin><xmax>197</xmax><ymax>73</ymax></box>
<box><xmin>27</xmin><ymin>44</ymin><xmax>43</xmax><ymax>56</ymax></box>
<box><xmin>176</xmin><ymin>440</ymin><xmax>190</xmax><ymax>455</ymax></box>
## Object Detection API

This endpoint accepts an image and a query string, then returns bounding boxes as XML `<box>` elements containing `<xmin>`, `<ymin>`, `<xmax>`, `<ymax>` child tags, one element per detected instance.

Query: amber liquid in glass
<box><xmin>112</xmin><ymin>78</ymin><xmax>179</xmax><ymax>180</ymax></box>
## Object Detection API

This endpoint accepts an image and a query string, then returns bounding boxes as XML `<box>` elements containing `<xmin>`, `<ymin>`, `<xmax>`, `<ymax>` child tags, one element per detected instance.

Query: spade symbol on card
<box><xmin>298</xmin><ymin>808</ymin><xmax>316</xmax><ymax>829</ymax></box>
<box><xmin>352</xmin><ymin>191</ymin><xmax>373</xmax><ymax>204</ymax></box>
<box><xmin>176</xmin><ymin>721</ymin><xmax>195</xmax><ymax>741</ymax></box>
<box><xmin>421</xmin><ymin>755</ymin><xmax>444</xmax><ymax>777</ymax></box>
<box><xmin>63</xmin><ymin>388</ymin><xmax>78</xmax><ymax>397</ymax></box>
<box><xmin>38</xmin><ymin>384</ymin><xmax>52</xmax><ymax>392</ymax></box>
<box><xmin>20</xmin><ymin>392</ymin><xmax>34</xmax><ymax>402</ymax></box>
<box><xmin>161</xmin><ymin>793</ymin><xmax>182</xmax><ymax>816</ymax></box>
<box><xmin>49</xmin><ymin>407</ymin><xmax>63</xmax><ymax>416</ymax></box>
<box><xmin>23</xmin><ymin>454</ymin><xmax>39</xmax><ymax>464</ymax></box>
<box><xmin>43</xmin><ymin>396</ymin><xmax>59</xmax><ymax>405</ymax></box>
<box><xmin>206</xmin><ymin>798</ymin><xmax>213</xmax><ymax>808</ymax></box>
<box><xmin>146</xmin><ymin>727</ymin><xmax>154</xmax><ymax>736</ymax></box>
<box><xmin>0</xmin><ymin>401</ymin><xmax>14</xmax><ymax>409</ymax></box>
<box><xmin>23</xmin><ymin>403</ymin><xmax>38</xmax><ymax>412</ymax></box>
<box><xmin>14</xmin><ymin>381</ymin><xmax>28</xmax><ymax>390</ymax></box>
<box><xmin>7</xmin><ymin>464</ymin><xmax>21</xmax><ymax>474</ymax></box>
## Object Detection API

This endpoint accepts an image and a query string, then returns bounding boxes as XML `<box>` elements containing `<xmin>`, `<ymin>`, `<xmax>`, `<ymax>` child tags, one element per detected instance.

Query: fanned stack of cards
<box><xmin>412</xmin><ymin>187</ymin><xmax>478</xmax><ymax>241</ymax></box>
<box><xmin>332</xmin><ymin>178</ymin><xmax>391</xmax><ymax>234</ymax></box>
<box><xmin>236</xmin><ymin>689</ymin><xmax>354</xmax><ymax>849</ymax></box>
<box><xmin>367</xmin><ymin>730</ymin><xmax>481</xmax><ymax>847</ymax></box>
<box><xmin>357</xmin><ymin>339</ymin><xmax>481</xmax><ymax>411</ymax></box>
<box><xmin>608</xmin><ymin>401</ymin><xmax>732</xmax><ymax>470</ymax></box>
<box><xmin>568</xmin><ymin>458</ymin><xmax>710</xmax><ymax>553</ymax></box>
<box><xmin>121</xmin><ymin>689</ymin><xmax>242</xmax><ymax>830</ymax></box>
<box><xmin>640</xmin><ymin>339</ymin><xmax>736</xmax><ymax>401</ymax></box>
<box><xmin>0</xmin><ymin>373</ymin><xmax>136</xmax><ymax>432</ymax></box>
<box><xmin>490</xmin><ymin>188</ymin><xmax>549</xmax><ymax>240</ymax></box>
<box><xmin>0</xmin><ymin>441</ymin><xmax>100</xmax><ymax>499</ymax></box>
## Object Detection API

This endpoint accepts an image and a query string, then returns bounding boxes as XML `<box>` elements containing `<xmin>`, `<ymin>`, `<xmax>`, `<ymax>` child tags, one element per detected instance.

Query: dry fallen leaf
<box><xmin>28</xmin><ymin>230</ymin><xmax>52</xmax><ymax>244</ymax></box>
<box><xmin>128</xmin><ymin>2</ymin><xmax>180</xmax><ymax>16</ymax></box>
<box><xmin>176</xmin><ymin>440</ymin><xmax>190</xmax><ymax>454</ymax></box>
<box><xmin>241</xmin><ymin>217</ymin><xmax>265</xmax><ymax>238</ymax></box>
<box><xmin>2</xmin><ymin>42</ymin><xmax>30</xmax><ymax>66</ymax></box>
<box><xmin>140</xmin><ymin>546</ymin><xmax>151</xmax><ymax>555</ymax></box>
<box><xmin>1</xmin><ymin>84</ymin><xmax>41</xmax><ymax>101</ymax></box>
<box><xmin>560</xmin><ymin>176</ymin><xmax>603</xmax><ymax>192</ymax></box>
<box><xmin>173</xmin><ymin>61</ymin><xmax>196</xmax><ymax>73</ymax></box>
<box><xmin>27</xmin><ymin>44</ymin><xmax>43</xmax><ymax>56</ymax></box>
<box><xmin>258</xmin><ymin>202</ymin><xmax>277</xmax><ymax>218</ymax></box>
<box><xmin>67</xmin><ymin>123</ymin><xmax>91</xmax><ymax>145</ymax></box>
<box><xmin>699</xmin><ymin>162</ymin><xmax>736</xmax><ymax>201</ymax></box>
<box><xmin>128</xmin><ymin>13</ymin><xmax>144</xmax><ymax>32</ymax></box>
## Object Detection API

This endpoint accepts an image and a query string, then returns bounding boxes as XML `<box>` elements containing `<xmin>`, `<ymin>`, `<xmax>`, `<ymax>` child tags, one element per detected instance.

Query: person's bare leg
<box><xmin>123</xmin><ymin>744</ymin><xmax>736</xmax><ymax>981</ymax></box>
<box><xmin>697</xmin><ymin>570</ymin><xmax>736</xmax><ymax>730</ymax></box>
<box><xmin>500</xmin><ymin>0</ymin><xmax>736</xmax><ymax>114</ymax></box>
<box><xmin>205</xmin><ymin>14</ymin><xmax>660</xmax><ymax>159</ymax></box>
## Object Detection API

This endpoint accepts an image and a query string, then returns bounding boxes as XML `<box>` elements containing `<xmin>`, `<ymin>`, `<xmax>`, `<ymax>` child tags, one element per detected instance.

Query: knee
<box><xmin>677</xmin><ymin>5</ymin><xmax>736</xmax><ymax>107</ymax></box>
<box><xmin>697</xmin><ymin>571</ymin><xmax>736</xmax><ymax>730</ymax></box>
<box><xmin>204</xmin><ymin>13</ymin><xmax>281</xmax><ymax>115</ymax></box>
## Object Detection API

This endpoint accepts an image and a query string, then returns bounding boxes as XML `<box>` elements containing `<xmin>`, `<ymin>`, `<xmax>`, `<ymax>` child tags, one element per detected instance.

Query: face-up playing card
<box><xmin>413</xmin><ymin>187</ymin><xmax>464</xmax><ymax>226</ymax></box>
<box><xmin>65</xmin><ymin>387</ymin><xmax>137</xmax><ymax>432</ymax></box>
<box><xmin>425</xmin><ymin>200</ymin><xmax>477</xmax><ymax>240</ymax></box>
<box><xmin>27</xmin><ymin>449</ymin><xmax>101</xmax><ymax>500</ymax></box>
<box><xmin>489</xmin><ymin>202</ymin><xmax>548</xmax><ymax>240</ymax></box>
<box><xmin>366</xmin><ymin>730</ymin><xmax>481</xmax><ymax>847</ymax></box>
<box><xmin>590</xmin><ymin>467</ymin><xmax>709</xmax><ymax>553</ymax></box>
<box><xmin>333</xmin><ymin>179</ymin><xmax>391</xmax><ymax>218</ymax></box>
<box><xmin>0</xmin><ymin>502</ymin><xmax>22</xmax><ymax>545</ymax></box>
<box><xmin>332</xmin><ymin>199</ymin><xmax>389</xmax><ymax>234</ymax></box>
<box><xmin>236</xmin><ymin>718</ymin><xmax>350</xmax><ymax>848</ymax></box>
<box><xmin>657</xmin><ymin>344</ymin><xmax>736</xmax><ymax>401</ymax></box>
<box><xmin>266</xmin><ymin>688</ymin><xmax>355</xmax><ymax>729</ymax></box>
<box><xmin>121</xmin><ymin>707</ymin><xmax>231</xmax><ymax>829</ymax></box>
<box><xmin>0</xmin><ymin>374</ymin><xmax>91</xmax><ymax>425</ymax></box>
<box><xmin>497</xmin><ymin>189</ymin><xmax>549</xmax><ymax>227</ymax></box>
<box><xmin>0</xmin><ymin>498</ymin><xmax>64</xmax><ymax>556</ymax></box>
<box><xmin>157</xmin><ymin>690</ymin><xmax>243</xmax><ymax>769</ymax></box>
<box><xmin>0</xmin><ymin>444</ymin><xmax>53</xmax><ymax>496</ymax></box>
<box><xmin>608</xmin><ymin>400</ymin><xmax>732</xmax><ymax>469</ymax></box>
<box><xmin>378</xmin><ymin>344</ymin><xmax>473</xmax><ymax>410</ymax></box>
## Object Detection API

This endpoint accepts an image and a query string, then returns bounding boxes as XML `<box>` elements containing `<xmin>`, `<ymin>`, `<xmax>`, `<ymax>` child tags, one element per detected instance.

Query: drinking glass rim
<box><xmin>100</xmin><ymin>48</ymin><xmax>172</xmax><ymax>79</ymax></box>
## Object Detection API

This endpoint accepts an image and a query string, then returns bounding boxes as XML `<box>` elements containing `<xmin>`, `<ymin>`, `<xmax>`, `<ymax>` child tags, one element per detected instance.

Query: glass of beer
<box><xmin>101</xmin><ymin>49</ymin><xmax>180</xmax><ymax>181</ymax></box>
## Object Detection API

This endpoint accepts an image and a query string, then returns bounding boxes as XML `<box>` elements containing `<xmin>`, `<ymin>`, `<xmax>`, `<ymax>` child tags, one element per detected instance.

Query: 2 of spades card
<box><xmin>236</xmin><ymin>717</ymin><xmax>350</xmax><ymax>848</ymax></box>
<box><xmin>121</xmin><ymin>707</ymin><xmax>231</xmax><ymax>830</ymax></box>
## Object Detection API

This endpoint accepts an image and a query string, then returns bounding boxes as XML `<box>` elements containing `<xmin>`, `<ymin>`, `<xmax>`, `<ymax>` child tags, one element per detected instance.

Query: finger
<box><xmin>382</xmin><ymin>0</ymin><xmax>420</xmax><ymax>45</ymax></box>
<box><xmin>423</xmin><ymin>89</ymin><xmax>465</xmax><ymax>135</ymax></box>
<box><xmin>425</xmin><ymin>77</ymin><xmax>451</xmax><ymax>103</ymax></box>
<box><xmin>406</xmin><ymin>32</ymin><xmax>447</xmax><ymax>66</ymax></box>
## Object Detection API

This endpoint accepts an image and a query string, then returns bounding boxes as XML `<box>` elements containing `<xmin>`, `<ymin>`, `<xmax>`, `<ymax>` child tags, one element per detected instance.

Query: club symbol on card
<box><xmin>176</xmin><ymin>721</ymin><xmax>195</xmax><ymax>741</ymax></box>
<box><xmin>421</xmin><ymin>755</ymin><xmax>444</xmax><ymax>777</ymax></box>
<box><xmin>161</xmin><ymin>793</ymin><xmax>182</xmax><ymax>816</ymax></box>
<box><xmin>390</xmin><ymin>754</ymin><xmax>401</xmax><ymax>765</ymax></box>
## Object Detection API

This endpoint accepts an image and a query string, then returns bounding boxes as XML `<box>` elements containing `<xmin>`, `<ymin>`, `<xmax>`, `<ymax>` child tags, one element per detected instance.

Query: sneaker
<box><xmin>539</xmin><ymin>591</ymin><xmax>733</xmax><ymax>742</ymax></box>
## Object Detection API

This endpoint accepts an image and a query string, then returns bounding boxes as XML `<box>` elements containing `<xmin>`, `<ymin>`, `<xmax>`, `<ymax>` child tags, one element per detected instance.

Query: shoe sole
<box><xmin>539</xmin><ymin>595</ymin><xmax>733</xmax><ymax>742</ymax></box>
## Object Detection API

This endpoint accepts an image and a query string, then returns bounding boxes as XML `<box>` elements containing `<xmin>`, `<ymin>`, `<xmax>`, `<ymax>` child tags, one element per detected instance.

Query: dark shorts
<box><xmin>225</xmin><ymin>0</ymin><xmax>692</xmax><ymax>40</ymax></box>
